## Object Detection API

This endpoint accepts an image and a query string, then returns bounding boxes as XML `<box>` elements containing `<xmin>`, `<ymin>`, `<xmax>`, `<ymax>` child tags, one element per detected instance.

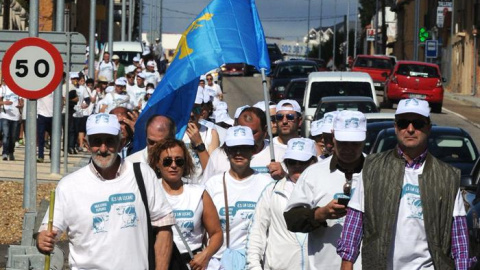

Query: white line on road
<box><xmin>443</xmin><ymin>107</ymin><xmax>480</xmax><ymax>129</ymax></box>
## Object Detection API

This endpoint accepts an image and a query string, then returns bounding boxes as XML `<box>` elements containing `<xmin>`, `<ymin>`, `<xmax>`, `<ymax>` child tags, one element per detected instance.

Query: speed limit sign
<box><xmin>1</xmin><ymin>37</ymin><xmax>64</xmax><ymax>99</ymax></box>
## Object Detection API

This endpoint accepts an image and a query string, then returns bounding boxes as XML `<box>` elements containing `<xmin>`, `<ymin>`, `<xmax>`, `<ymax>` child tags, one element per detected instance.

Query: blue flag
<box><xmin>132</xmin><ymin>0</ymin><xmax>270</xmax><ymax>152</ymax></box>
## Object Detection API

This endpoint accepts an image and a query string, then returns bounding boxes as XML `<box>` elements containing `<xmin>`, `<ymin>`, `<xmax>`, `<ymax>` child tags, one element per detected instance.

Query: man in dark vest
<box><xmin>337</xmin><ymin>98</ymin><xmax>475</xmax><ymax>270</ymax></box>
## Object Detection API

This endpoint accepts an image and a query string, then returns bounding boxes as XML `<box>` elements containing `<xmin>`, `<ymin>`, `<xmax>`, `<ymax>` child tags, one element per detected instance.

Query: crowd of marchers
<box><xmin>2</xmin><ymin>41</ymin><xmax>474</xmax><ymax>270</ymax></box>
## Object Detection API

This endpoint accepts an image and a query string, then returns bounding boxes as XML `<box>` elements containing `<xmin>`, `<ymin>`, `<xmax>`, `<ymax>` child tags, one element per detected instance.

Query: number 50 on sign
<box><xmin>2</xmin><ymin>37</ymin><xmax>64</xmax><ymax>99</ymax></box>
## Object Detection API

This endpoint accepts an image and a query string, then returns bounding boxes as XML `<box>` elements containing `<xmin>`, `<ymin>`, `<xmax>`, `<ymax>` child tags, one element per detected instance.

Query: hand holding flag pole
<box><xmin>261</xmin><ymin>68</ymin><xmax>275</xmax><ymax>161</ymax></box>
<box><xmin>44</xmin><ymin>190</ymin><xmax>55</xmax><ymax>270</ymax></box>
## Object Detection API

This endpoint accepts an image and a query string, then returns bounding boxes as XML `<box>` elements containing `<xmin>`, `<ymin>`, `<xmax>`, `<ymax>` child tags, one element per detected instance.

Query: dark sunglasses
<box><xmin>396</xmin><ymin>119</ymin><xmax>428</xmax><ymax>130</ymax></box>
<box><xmin>206</xmin><ymin>77</ymin><xmax>213</xmax><ymax>81</ymax></box>
<box><xmin>226</xmin><ymin>146</ymin><xmax>254</xmax><ymax>155</ymax></box>
<box><xmin>285</xmin><ymin>159</ymin><xmax>311</xmax><ymax>167</ymax></box>
<box><xmin>275</xmin><ymin>113</ymin><xmax>296</xmax><ymax>121</ymax></box>
<box><xmin>192</xmin><ymin>106</ymin><xmax>202</xmax><ymax>115</ymax></box>
<box><xmin>162</xmin><ymin>157</ymin><xmax>185</xmax><ymax>167</ymax></box>
<box><xmin>270</xmin><ymin>116</ymin><xmax>276</xmax><ymax>122</ymax></box>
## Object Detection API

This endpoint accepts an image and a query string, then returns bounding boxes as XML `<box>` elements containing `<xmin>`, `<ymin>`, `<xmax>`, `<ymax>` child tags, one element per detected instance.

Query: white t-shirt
<box><xmin>201</xmin><ymin>140</ymin><xmax>283</xmax><ymax>184</ymax></box>
<box><xmin>349</xmin><ymin>163</ymin><xmax>466</xmax><ymax>270</ymax></box>
<box><xmin>0</xmin><ymin>85</ymin><xmax>21</xmax><ymax>121</ymax></box>
<box><xmin>37</xmin><ymin>92</ymin><xmax>54</xmax><ymax>117</ymax></box>
<box><xmin>144</xmin><ymin>71</ymin><xmax>161</xmax><ymax>87</ymax></box>
<box><xmin>205</xmin><ymin>171</ymin><xmax>273</xmax><ymax>259</ymax></box>
<box><xmin>182</xmin><ymin>124</ymin><xmax>214</xmax><ymax>182</ymax></box>
<box><xmin>164</xmin><ymin>182</ymin><xmax>205</xmax><ymax>254</ymax></box>
<box><xmin>128</xmin><ymin>85</ymin><xmax>147</xmax><ymax>109</ymax></box>
<box><xmin>41</xmin><ymin>161</ymin><xmax>173</xmax><ymax>270</ymax></box>
<box><xmin>285</xmin><ymin>156</ymin><xmax>362</xmax><ymax>270</ymax></box>
<box><xmin>101</xmin><ymin>92</ymin><xmax>132</xmax><ymax>113</ymax></box>
<box><xmin>96</xmin><ymin>60</ymin><xmax>116</xmax><ymax>82</ymax></box>
<box><xmin>72</xmin><ymin>85</ymin><xmax>86</xmax><ymax>118</ymax></box>
<box><xmin>204</xmin><ymin>83</ymin><xmax>222</xmax><ymax>107</ymax></box>
<box><xmin>80</xmin><ymin>86</ymin><xmax>97</xmax><ymax>116</ymax></box>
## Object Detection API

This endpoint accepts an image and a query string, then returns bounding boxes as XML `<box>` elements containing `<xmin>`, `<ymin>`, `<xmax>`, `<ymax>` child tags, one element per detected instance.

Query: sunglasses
<box><xmin>396</xmin><ymin>119</ymin><xmax>428</xmax><ymax>130</ymax></box>
<box><xmin>270</xmin><ymin>116</ymin><xmax>276</xmax><ymax>122</ymax></box>
<box><xmin>226</xmin><ymin>146</ymin><xmax>254</xmax><ymax>155</ymax></box>
<box><xmin>206</xmin><ymin>78</ymin><xmax>213</xmax><ymax>81</ymax></box>
<box><xmin>192</xmin><ymin>106</ymin><xmax>202</xmax><ymax>115</ymax></box>
<box><xmin>275</xmin><ymin>113</ymin><xmax>296</xmax><ymax>121</ymax></box>
<box><xmin>284</xmin><ymin>159</ymin><xmax>311</xmax><ymax>167</ymax></box>
<box><xmin>162</xmin><ymin>157</ymin><xmax>185</xmax><ymax>167</ymax></box>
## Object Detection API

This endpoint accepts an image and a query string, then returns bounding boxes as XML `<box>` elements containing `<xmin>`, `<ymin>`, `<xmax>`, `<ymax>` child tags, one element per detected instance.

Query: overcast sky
<box><xmin>143</xmin><ymin>0</ymin><xmax>360</xmax><ymax>42</ymax></box>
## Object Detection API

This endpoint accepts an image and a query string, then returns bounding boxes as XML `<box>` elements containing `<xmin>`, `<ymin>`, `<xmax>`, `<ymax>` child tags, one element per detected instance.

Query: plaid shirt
<box><xmin>397</xmin><ymin>146</ymin><xmax>428</xmax><ymax>169</ymax></box>
<box><xmin>337</xmin><ymin>210</ymin><xmax>476</xmax><ymax>269</ymax></box>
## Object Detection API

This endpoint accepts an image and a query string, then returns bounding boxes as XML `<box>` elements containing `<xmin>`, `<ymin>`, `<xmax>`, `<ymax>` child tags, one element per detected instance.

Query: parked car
<box><xmin>383</xmin><ymin>60</ymin><xmax>446</xmax><ymax>113</ymax></box>
<box><xmin>284</xmin><ymin>78</ymin><xmax>307</xmax><ymax>106</ymax></box>
<box><xmin>267</xmin><ymin>43</ymin><xmax>284</xmax><ymax>71</ymax></box>
<box><xmin>221</xmin><ymin>63</ymin><xmax>255</xmax><ymax>76</ymax></box>
<box><xmin>269</xmin><ymin>60</ymin><xmax>318</xmax><ymax>103</ymax></box>
<box><xmin>313</xmin><ymin>96</ymin><xmax>379</xmax><ymax>120</ymax></box>
<box><xmin>463</xmin><ymin>158</ymin><xmax>480</xmax><ymax>251</ymax></box>
<box><xmin>301</xmin><ymin>71</ymin><xmax>379</xmax><ymax>137</ymax></box>
<box><xmin>351</xmin><ymin>55</ymin><xmax>393</xmax><ymax>90</ymax></box>
<box><xmin>370</xmin><ymin>126</ymin><xmax>479</xmax><ymax>176</ymax></box>
<box><xmin>305</xmin><ymin>58</ymin><xmax>328</xmax><ymax>71</ymax></box>
<box><xmin>363</xmin><ymin>120</ymin><xmax>395</xmax><ymax>154</ymax></box>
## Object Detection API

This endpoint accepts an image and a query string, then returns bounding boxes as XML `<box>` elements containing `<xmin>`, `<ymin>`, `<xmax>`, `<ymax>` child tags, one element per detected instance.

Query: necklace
<box><xmin>343</xmin><ymin>172</ymin><xmax>353</xmax><ymax>196</ymax></box>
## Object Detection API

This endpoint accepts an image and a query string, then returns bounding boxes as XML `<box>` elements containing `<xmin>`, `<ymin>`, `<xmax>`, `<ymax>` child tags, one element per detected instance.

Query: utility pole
<box><xmin>318</xmin><ymin>0</ymin><xmax>323</xmax><ymax>60</ymax></box>
<box><xmin>473</xmin><ymin>27</ymin><xmax>478</xmax><ymax>96</ymax></box>
<box><xmin>381</xmin><ymin>0</ymin><xmax>387</xmax><ymax>54</ymax></box>
<box><xmin>159</xmin><ymin>0</ymin><xmax>163</xmax><ymax>43</ymax></box>
<box><xmin>413</xmin><ymin>0</ymin><xmax>420</xmax><ymax>60</ymax></box>
<box><xmin>306</xmin><ymin>0</ymin><xmax>311</xmax><ymax>57</ymax></box>
<box><xmin>333</xmin><ymin>1</ymin><xmax>337</xmax><ymax>69</ymax></box>
<box><xmin>108</xmin><ymin>0</ymin><xmax>114</xmax><ymax>56</ymax></box>
<box><xmin>121</xmin><ymin>0</ymin><xmax>126</xmax><ymax>41</ymax></box>
<box><xmin>354</xmin><ymin>0</ymin><xmax>358</xmax><ymax>58</ymax></box>
<box><xmin>346</xmin><ymin>0</ymin><xmax>350</xmax><ymax>66</ymax></box>
<box><xmin>374</xmin><ymin>0</ymin><xmax>379</xmax><ymax>54</ymax></box>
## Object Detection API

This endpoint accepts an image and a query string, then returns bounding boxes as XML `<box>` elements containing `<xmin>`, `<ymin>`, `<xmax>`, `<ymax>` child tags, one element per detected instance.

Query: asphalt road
<box><xmin>222</xmin><ymin>75</ymin><xmax>480</xmax><ymax>149</ymax></box>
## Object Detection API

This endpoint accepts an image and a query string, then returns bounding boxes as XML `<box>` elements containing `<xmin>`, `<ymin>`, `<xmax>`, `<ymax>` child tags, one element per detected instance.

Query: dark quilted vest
<box><xmin>362</xmin><ymin>149</ymin><xmax>460</xmax><ymax>270</ymax></box>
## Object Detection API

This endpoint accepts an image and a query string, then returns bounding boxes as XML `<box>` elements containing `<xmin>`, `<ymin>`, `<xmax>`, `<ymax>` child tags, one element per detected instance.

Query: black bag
<box><xmin>133</xmin><ymin>163</ymin><xmax>189</xmax><ymax>270</ymax></box>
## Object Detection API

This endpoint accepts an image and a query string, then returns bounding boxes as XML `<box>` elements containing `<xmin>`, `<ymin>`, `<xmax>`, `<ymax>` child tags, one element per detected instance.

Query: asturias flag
<box><xmin>132</xmin><ymin>0</ymin><xmax>270</xmax><ymax>152</ymax></box>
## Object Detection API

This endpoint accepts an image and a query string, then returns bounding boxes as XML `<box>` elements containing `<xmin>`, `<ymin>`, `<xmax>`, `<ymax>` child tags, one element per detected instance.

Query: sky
<box><xmin>142</xmin><ymin>0</ymin><xmax>361</xmax><ymax>42</ymax></box>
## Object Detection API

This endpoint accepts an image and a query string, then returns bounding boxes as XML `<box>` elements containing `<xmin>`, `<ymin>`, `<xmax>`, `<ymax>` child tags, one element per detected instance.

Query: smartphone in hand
<box><xmin>337</xmin><ymin>197</ymin><xmax>350</xmax><ymax>206</ymax></box>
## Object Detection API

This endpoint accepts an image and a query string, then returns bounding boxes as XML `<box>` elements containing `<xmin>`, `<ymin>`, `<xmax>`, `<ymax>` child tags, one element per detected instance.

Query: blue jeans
<box><xmin>37</xmin><ymin>115</ymin><xmax>52</xmax><ymax>159</ymax></box>
<box><xmin>1</xmin><ymin>119</ymin><xmax>19</xmax><ymax>155</ymax></box>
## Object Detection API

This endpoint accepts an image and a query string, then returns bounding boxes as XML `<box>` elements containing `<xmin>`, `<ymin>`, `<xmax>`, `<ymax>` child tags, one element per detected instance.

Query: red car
<box><xmin>351</xmin><ymin>55</ymin><xmax>393</xmax><ymax>90</ymax></box>
<box><xmin>383</xmin><ymin>61</ymin><xmax>445</xmax><ymax>113</ymax></box>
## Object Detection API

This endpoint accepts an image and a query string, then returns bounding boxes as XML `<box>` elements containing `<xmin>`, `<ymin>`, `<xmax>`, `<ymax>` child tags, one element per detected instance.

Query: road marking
<box><xmin>443</xmin><ymin>107</ymin><xmax>480</xmax><ymax>129</ymax></box>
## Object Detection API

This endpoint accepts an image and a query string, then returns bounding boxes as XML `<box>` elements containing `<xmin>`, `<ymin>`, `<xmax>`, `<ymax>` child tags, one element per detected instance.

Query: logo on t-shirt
<box><xmin>90</xmin><ymin>193</ymin><xmax>138</xmax><ymax>233</ymax></box>
<box><xmin>401</xmin><ymin>184</ymin><xmax>423</xmax><ymax>220</ymax></box>
<box><xmin>174</xmin><ymin>210</ymin><xmax>195</xmax><ymax>239</ymax></box>
<box><xmin>219</xmin><ymin>201</ymin><xmax>257</xmax><ymax>231</ymax></box>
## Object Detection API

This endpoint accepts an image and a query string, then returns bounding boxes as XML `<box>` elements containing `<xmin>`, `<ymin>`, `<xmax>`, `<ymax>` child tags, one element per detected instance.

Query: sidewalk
<box><xmin>445</xmin><ymin>91</ymin><xmax>480</xmax><ymax>108</ymax></box>
<box><xmin>0</xmin><ymin>144</ymin><xmax>90</xmax><ymax>182</ymax></box>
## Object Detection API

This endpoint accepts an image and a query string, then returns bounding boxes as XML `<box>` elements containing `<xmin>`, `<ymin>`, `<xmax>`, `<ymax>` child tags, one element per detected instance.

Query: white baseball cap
<box><xmin>333</xmin><ymin>110</ymin><xmax>367</xmax><ymax>142</ymax></box>
<box><xmin>70</xmin><ymin>72</ymin><xmax>79</xmax><ymax>79</ymax></box>
<box><xmin>133</xmin><ymin>56</ymin><xmax>140</xmax><ymax>62</ymax></box>
<box><xmin>283</xmin><ymin>138</ymin><xmax>317</xmax><ymax>161</ymax></box>
<box><xmin>321</xmin><ymin>111</ymin><xmax>339</xmax><ymax>134</ymax></box>
<box><xmin>86</xmin><ymin>113</ymin><xmax>121</xmax><ymax>136</ymax></box>
<box><xmin>147</xmin><ymin>61</ymin><xmax>155</xmax><ymax>67</ymax></box>
<box><xmin>225</xmin><ymin>126</ymin><xmax>254</xmax><ymax>147</ymax></box>
<box><xmin>215</xmin><ymin>101</ymin><xmax>228</xmax><ymax>112</ymax></box>
<box><xmin>146</xmin><ymin>89</ymin><xmax>154</xmax><ymax>95</ymax></box>
<box><xmin>395</xmin><ymin>98</ymin><xmax>430</xmax><ymax>118</ymax></box>
<box><xmin>105</xmin><ymin>86</ymin><xmax>115</xmax><ymax>93</ymax></box>
<box><xmin>215</xmin><ymin>112</ymin><xmax>234</xmax><ymax>126</ymax></box>
<box><xmin>200</xmin><ymin>75</ymin><xmax>207</xmax><ymax>81</ymax></box>
<box><xmin>253</xmin><ymin>101</ymin><xmax>276</xmax><ymax>112</ymax></box>
<box><xmin>276</xmin><ymin>99</ymin><xmax>301</xmax><ymax>113</ymax></box>
<box><xmin>234</xmin><ymin>105</ymin><xmax>250</xmax><ymax>119</ymax></box>
<box><xmin>115</xmin><ymin>78</ymin><xmax>126</xmax><ymax>86</ymax></box>
<box><xmin>310</xmin><ymin>119</ymin><xmax>324</xmax><ymax>136</ymax></box>
<box><xmin>112</xmin><ymin>54</ymin><xmax>120</xmax><ymax>60</ymax></box>
<box><xmin>137</xmin><ymin>72</ymin><xmax>146</xmax><ymax>79</ymax></box>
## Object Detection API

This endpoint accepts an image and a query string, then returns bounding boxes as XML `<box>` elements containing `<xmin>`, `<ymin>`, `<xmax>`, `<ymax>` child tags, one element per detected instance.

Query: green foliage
<box><xmin>359</xmin><ymin>0</ymin><xmax>376</xmax><ymax>28</ymax></box>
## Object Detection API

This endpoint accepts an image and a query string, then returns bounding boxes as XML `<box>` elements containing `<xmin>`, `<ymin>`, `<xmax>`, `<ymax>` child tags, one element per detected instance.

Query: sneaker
<box><xmin>76</xmin><ymin>146</ymin><xmax>84</xmax><ymax>152</ymax></box>
<box><xmin>2</xmin><ymin>154</ymin><xmax>7</xmax><ymax>161</ymax></box>
<box><xmin>68</xmin><ymin>148</ymin><xmax>74</xmax><ymax>155</ymax></box>
<box><xmin>15</xmin><ymin>142</ymin><xmax>19</xmax><ymax>148</ymax></box>
<box><xmin>8</xmin><ymin>154</ymin><xmax>14</xmax><ymax>161</ymax></box>
<box><xmin>37</xmin><ymin>158</ymin><xmax>44</xmax><ymax>163</ymax></box>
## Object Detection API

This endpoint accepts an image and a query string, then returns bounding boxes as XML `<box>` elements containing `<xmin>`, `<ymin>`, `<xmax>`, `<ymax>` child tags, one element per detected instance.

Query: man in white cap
<box><xmin>284</xmin><ymin>110</ymin><xmax>367</xmax><ymax>270</ymax></box>
<box><xmin>144</xmin><ymin>60</ymin><xmax>161</xmax><ymax>87</ymax></box>
<box><xmin>267</xmin><ymin>99</ymin><xmax>303</xmax><ymax>179</ymax></box>
<box><xmin>338</xmin><ymin>99</ymin><xmax>475</xmax><ymax>269</ymax></box>
<box><xmin>99</xmin><ymin>78</ymin><xmax>131</xmax><ymax>113</ymax></box>
<box><xmin>112</xmin><ymin>54</ymin><xmax>125</xmax><ymax>78</ymax></box>
<box><xmin>128</xmin><ymin>72</ymin><xmax>147</xmax><ymax>110</ymax></box>
<box><xmin>318</xmin><ymin>111</ymin><xmax>339</xmax><ymax>159</ymax></box>
<box><xmin>37</xmin><ymin>113</ymin><xmax>175</xmax><ymax>269</ymax></box>
<box><xmin>253</xmin><ymin>100</ymin><xmax>278</xmax><ymax>137</ymax></box>
<box><xmin>204</xmin><ymin>73</ymin><xmax>223</xmax><ymax>108</ymax></box>
<box><xmin>247</xmin><ymin>138</ymin><xmax>317</xmax><ymax>270</ymax></box>
<box><xmin>309</xmin><ymin>118</ymin><xmax>325</xmax><ymax>157</ymax></box>
<box><xmin>95</xmin><ymin>52</ymin><xmax>117</xmax><ymax>83</ymax></box>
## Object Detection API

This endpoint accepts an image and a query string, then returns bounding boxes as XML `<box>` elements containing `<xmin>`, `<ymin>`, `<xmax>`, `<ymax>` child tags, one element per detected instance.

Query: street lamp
<box><xmin>306</xmin><ymin>0</ymin><xmax>311</xmax><ymax>57</ymax></box>
<box><xmin>473</xmin><ymin>27</ymin><xmax>478</xmax><ymax>96</ymax></box>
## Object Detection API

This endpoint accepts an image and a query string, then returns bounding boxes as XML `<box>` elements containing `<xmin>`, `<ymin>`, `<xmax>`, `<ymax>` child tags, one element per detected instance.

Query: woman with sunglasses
<box><xmin>204</xmin><ymin>126</ymin><xmax>273</xmax><ymax>270</ymax></box>
<box><xmin>149</xmin><ymin>139</ymin><xmax>223</xmax><ymax>270</ymax></box>
<box><xmin>247</xmin><ymin>138</ymin><xmax>318</xmax><ymax>270</ymax></box>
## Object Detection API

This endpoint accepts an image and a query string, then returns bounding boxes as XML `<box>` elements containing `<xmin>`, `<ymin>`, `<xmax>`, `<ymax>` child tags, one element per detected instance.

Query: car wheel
<box><xmin>242</xmin><ymin>64</ymin><xmax>249</xmax><ymax>76</ymax></box>
<box><xmin>382</xmin><ymin>90</ymin><xmax>393</xmax><ymax>109</ymax></box>
<box><xmin>431</xmin><ymin>103</ymin><xmax>442</xmax><ymax>113</ymax></box>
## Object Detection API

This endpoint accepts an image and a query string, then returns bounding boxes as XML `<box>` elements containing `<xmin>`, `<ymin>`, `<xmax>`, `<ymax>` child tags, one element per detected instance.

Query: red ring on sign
<box><xmin>1</xmin><ymin>37</ymin><xmax>64</xmax><ymax>100</ymax></box>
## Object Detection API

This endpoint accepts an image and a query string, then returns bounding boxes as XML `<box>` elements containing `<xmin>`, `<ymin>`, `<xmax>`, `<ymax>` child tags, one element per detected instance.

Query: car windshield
<box><xmin>308</xmin><ymin>82</ymin><xmax>373</xmax><ymax>107</ymax></box>
<box><xmin>354</xmin><ymin>58</ymin><xmax>392</xmax><ymax>69</ymax></box>
<box><xmin>315</xmin><ymin>101</ymin><xmax>378</xmax><ymax>119</ymax></box>
<box><xmin>276</xmin><ymin>64</ymin><xmax>317</xmax><ymax>78</ymax></box>
<box><xmin>396</xmin><ymin>64</ymin><xmax>439</xmax><ymax>78</ymax></box>
<box><xmin>375</xmin><ymin>133</ymin><xmax>478</xmax><ymax>163</ymax></box>
<box><xmin>286</xmin><ymin>82</ymin><xmax>306</xmax><ymax>100</ymax></box>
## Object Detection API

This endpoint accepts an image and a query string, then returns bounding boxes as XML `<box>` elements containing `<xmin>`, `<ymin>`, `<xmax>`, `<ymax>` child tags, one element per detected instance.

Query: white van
<box><xmin>301</xmin><ymin>72</ymin><xmax>378</xmax><ymax>137</ymax></box>
<box><xmin>99</xmin><ymin>41</ymin><xmax>145</xmax><ymax>66</ymax></box>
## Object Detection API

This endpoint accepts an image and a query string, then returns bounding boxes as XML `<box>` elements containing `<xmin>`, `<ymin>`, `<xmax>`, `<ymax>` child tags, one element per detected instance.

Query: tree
<box><xmin>359</xmin><ymin>0</ymin><xmax>376</xmax><ymax>27</ymax></box>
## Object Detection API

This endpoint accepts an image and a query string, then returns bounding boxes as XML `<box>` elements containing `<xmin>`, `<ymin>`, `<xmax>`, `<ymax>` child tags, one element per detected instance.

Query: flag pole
<box><xmin>260</xmin><ymin>68</ymin><xmax>275</xmax><ymax>161</ymax></box>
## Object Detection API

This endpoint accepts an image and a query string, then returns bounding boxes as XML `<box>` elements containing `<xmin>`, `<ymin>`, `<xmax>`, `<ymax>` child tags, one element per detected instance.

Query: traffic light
<box><xmin>419</xmin><ymin>27</ymin><xmax>429</xmax><ymax>42</ymax></box>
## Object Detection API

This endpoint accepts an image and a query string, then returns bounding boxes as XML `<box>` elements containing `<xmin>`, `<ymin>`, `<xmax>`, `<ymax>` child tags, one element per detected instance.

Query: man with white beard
<box><xmin>36</xmin><ymin>113</ymin><xmax>175</xmax><ymax>269</ymax></box>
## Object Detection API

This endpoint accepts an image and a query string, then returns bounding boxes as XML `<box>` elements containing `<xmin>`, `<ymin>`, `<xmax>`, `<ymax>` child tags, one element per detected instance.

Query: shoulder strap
<box><xmin>222</xmin><ymin>172</ymin><xmax>230</xmax><ymax>248</ymax></box>
<box><xmin>173</xmin><ymin>223</ymin><xmax>194</xmax><ymax>259</ymax></box>
<box><xmin>133</xmin><ymin>162</ymin><xmax>155</xmax><ymax>270</ymax></box>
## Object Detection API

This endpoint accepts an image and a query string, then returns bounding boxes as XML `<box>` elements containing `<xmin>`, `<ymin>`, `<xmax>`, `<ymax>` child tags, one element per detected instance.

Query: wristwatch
<box><xmin>193</xmin><ymin>143</ymin><xmax>206</xmax><ymax>152</ymax></box>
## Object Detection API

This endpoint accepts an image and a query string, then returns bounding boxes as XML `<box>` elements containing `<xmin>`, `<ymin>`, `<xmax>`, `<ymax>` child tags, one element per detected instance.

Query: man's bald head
<box><xmin>146</xmin><ymin>115</ymin><xmax>176</xmax><ymax>150</ymax></box>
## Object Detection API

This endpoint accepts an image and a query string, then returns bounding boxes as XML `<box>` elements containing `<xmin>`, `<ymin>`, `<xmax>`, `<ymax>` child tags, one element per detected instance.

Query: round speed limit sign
<box><xmin>2</xmin><ymin>37</ymin><xmax>64</xmax><ymax>99</ymax></box>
